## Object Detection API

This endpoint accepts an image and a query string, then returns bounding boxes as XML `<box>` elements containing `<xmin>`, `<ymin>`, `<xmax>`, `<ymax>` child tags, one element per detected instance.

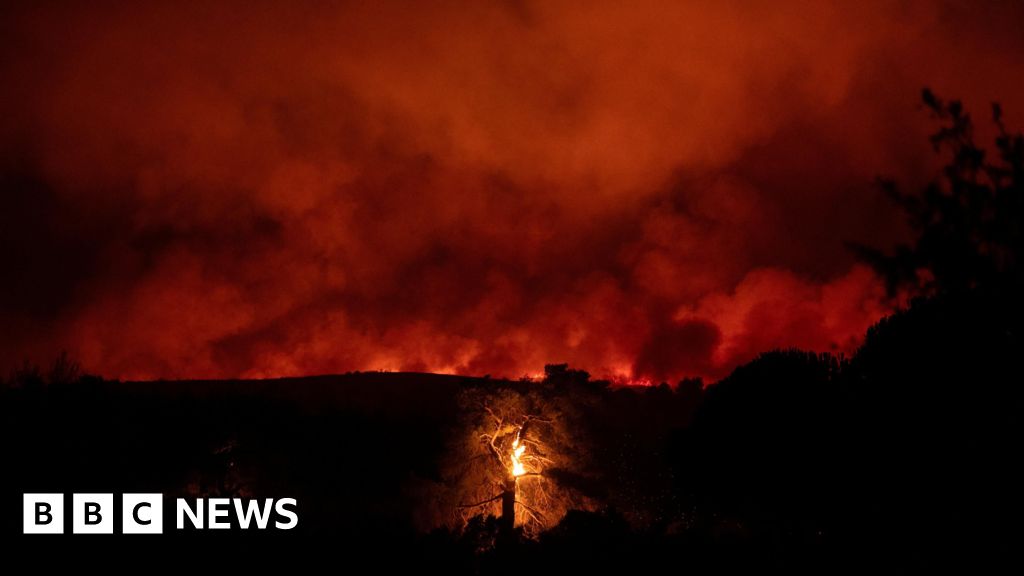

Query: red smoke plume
<box><xmin>3</xmin><ymin>1</ymin><xmax>1024</xmax><ymax>382</ymax></box>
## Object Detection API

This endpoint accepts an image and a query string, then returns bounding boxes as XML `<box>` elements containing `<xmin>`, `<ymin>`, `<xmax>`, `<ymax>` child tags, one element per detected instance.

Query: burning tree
<box><xmin>462</xmin><ymin>401</ymin><xmax>551</xmax><ymax>536</ymax></box>
<box><xmin>435</xmin><ymin>382</ymin><xmax>598</xmax><ymax>541</ymax></box>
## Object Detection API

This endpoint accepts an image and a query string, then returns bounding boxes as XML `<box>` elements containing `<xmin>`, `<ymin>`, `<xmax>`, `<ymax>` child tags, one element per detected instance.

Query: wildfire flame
<box><xmin>511</xmin><ymin>437</ymin><xmax>526</xmax><ymax>477</ymax></box>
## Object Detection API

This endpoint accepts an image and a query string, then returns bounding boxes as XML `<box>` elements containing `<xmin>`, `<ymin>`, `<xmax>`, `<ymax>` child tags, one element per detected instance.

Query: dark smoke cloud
<box><xmin>2</xmin><ymin>0</ymin><xmax>1024</xmax><ymax>382</ymax></box>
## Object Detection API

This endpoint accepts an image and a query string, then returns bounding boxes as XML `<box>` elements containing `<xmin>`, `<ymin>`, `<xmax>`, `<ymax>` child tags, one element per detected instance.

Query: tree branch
<box><xmin>482</xmin><ymin>405</ymin><xmax>502</xmax><ymax>427</ymax></box>
<box><xmin>484</xmin><ymin>420</ymin><xmax>506</xmax><ymax>470</ymax></box>
<box><xmin>457</xmin><ymin>493</ymin><xmax>504</xmax><ymax>509</ymax></box>
<box><xmin>515</xmin><ymin>499</ymin><xmax>545</xmax><ymax>517</ymax></box>
<box><xmin>515</xmin><ymin>499</ymin><xmax>545</xmax><ymax>527</ymax></box>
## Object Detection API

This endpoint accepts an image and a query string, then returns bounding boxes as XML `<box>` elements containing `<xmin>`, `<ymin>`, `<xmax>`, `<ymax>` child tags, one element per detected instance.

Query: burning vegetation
<box><xmin>424</xmin><ymin>367</ymin><xmax>602</xmax><ymax>543</ymax></box>
<box><xmin>465</xmin><ymin>406</ymin><xmax>552</xmax><ymax>536</ymax></box>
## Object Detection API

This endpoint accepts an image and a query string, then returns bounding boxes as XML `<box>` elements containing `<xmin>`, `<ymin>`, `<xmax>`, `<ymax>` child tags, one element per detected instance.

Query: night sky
<box><xmin>3</xmin><ymin>1</ymin><xmax>1024</xmax><ymax>382</ymax></box>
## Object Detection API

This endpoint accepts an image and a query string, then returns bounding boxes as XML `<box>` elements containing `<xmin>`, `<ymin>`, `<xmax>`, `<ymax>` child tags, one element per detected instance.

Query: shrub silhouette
<box><xmin>854</xmin><ymin>89</ymin><xmax>1024</xmax><ymax>295</ymax></box>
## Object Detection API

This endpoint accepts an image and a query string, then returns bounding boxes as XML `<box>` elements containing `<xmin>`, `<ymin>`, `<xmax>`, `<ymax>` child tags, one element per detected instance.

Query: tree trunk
<box><xmin>499</xmin><ymin>476</ymin><xmax>516</xmax><ymax>536</ymax></box>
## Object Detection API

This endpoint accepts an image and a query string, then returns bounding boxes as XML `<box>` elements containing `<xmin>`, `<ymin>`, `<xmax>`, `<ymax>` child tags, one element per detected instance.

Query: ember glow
<box><xmin>4</xmin><ymin>1</ymin><xmax>1024</xmax><ymax>382</ymax></box>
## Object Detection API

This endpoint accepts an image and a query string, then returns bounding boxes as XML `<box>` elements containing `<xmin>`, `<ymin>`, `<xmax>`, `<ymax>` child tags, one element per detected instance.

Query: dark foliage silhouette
<box><xmin>855</xmin><ymin>89</ymin><xmax>1024</xmax><ymax>295</ymax></box>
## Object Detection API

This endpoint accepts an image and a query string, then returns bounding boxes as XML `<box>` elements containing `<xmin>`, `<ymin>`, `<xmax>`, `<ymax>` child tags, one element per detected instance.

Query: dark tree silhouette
<box><xmin>855</xmin><ymin>89</ymin><xmax>1024</xmax><ymax>295</ymax></box>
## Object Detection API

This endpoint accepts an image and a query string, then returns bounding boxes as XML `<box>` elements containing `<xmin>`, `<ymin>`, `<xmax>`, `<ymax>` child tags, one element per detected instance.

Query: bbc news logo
<box><xmin>23</xmin><ymin>494</ymin><xmax>298</xmax><ymax>534</ymax></box>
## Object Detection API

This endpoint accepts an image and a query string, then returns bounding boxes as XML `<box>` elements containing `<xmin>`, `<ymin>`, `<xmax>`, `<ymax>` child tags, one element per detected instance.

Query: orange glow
<box><xmin>4</xmin><ymin>2</ymin><xmax>1024</xmax><ymax>382</ymax></box>
<box><xmin>511</xmin><ymin>437</ymin><xmax>527</xmax><ymax>477</ymax></box>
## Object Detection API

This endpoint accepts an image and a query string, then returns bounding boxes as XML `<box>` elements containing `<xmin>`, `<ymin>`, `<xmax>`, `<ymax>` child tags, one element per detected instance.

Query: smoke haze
<box><xmin>3</xmin><ymin>0</ymin><xmax>1024</xmax><ymax>381</ymax></box>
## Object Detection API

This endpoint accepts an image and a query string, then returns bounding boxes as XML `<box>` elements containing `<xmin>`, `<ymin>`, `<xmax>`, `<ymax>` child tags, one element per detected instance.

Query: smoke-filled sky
<box><xmin>3</xmin><ymin>0</ymin><xmax>1024</xmax><ymax>382</ymax></box>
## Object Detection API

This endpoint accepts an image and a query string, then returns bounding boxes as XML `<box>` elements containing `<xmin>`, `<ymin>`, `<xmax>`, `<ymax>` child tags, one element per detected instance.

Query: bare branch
<box><xmin>458</xmin><ymin>493</ymin><xmax>503</xmax><ymax>509</ymax></box>
<box><xmin>520</xmin><ymin>507</ymin><xmax>541</xmax><ymax>527</ymax></box>
<box><xmin>485</xmin><ymin>431</ymin><xmax>505</xmax><ymax>470</ymax></box>
<box><xmin>515</xmin><ymin>499</ymin><xmax>545</xmax><ymax>518</ymax></box>
<box><xmin>482</xmin><ymin>405</ymin><xmax>502</xmax><ymax>427</ymax></box>
<box><xmin>516</xmin><ymin>499</ymin><xmax>546</xmax><ymax>528</ymax></box>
